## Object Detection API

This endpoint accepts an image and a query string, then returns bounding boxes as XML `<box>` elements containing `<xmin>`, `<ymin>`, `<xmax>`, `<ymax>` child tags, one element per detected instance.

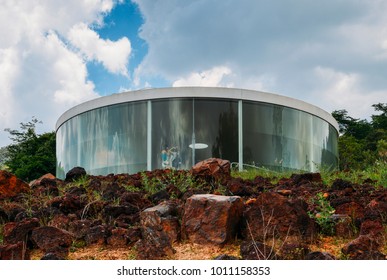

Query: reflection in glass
<box><xmin>57</xmin><ymin>95</ymin><xmax>338</xmax><ymax>178</ymax></box>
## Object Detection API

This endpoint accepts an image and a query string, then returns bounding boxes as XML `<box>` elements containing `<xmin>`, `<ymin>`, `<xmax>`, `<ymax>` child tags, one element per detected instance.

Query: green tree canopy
<box><xmin>332</xmin><ymin>103</ymin><xmax>387</xmax><ymax>170</ymax></box>
<box><xmin>4</xmin><ymin>117</ymin><xmax>56</xmax><ymax>181</ymax></box>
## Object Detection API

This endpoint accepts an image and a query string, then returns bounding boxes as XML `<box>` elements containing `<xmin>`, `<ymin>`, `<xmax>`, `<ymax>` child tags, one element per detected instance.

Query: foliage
<box><xmin>308</xmin><ymin>192</ymin><xmax>336</xmax><ymax>235</ymax></box>
<box><xmin>3</xmin><ymin>117</ymin><xmax>56</xmax><ymax>181</ymax></box>
<box><xmin>332</xmin><ymin>103</ymin><xmax>387</xmax><ymax>170</ymax></box>
<box><xmin>140</xmin><ymin>169</ymin><xmax>204</xmax><ymax>196</ymax></box>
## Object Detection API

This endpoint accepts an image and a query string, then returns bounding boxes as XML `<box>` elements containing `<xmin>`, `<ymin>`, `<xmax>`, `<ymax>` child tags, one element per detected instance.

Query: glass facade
<box><xmin>56</xmin><ymin>93</ymin><xmax>338</xmax><ymax>179</ymax></box>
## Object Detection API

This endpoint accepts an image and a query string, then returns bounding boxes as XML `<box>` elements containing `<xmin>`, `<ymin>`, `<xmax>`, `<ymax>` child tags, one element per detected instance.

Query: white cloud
<box><xmin>313</xmin><ymin>66</ymin><xmax>387</xmax><ymax>120</ymax></box>
<box><xmin>172</xmin><ymin>66</ymin><xmax>232</xmax><ymax>87</ymax></box>
<box><xmin>68</xmin><ymin>23</ymin><xmax>131</xmax><ymax>76</ymax></box>
<box><xmin>133</xmin><ymin>0</ymin><xmax>387</xmax><ymax>118</ymax></box>
<box><xmin>0</xmin><ymin>0</ymin><xmax>127</xmax><ymax>147</ymax></box>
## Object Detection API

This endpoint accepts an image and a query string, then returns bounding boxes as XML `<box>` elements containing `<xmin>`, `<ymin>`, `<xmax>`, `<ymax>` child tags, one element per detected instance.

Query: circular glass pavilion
<box><xmin>56</xmin><ymin>87</ymin><xmax>339</xmax><ymax>179</ymax></box>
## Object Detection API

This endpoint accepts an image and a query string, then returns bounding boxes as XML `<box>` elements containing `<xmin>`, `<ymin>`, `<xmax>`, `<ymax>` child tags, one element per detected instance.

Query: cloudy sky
<box><xmin>1</xmin><ymin>0</ymin><xmax>387</xmax><ymax>147</ymax></box>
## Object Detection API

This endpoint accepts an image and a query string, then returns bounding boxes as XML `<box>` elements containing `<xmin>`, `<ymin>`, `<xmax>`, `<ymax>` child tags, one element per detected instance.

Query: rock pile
<box><xmin>1</xmin><ymin>159</ymin><xmax>386</xmax><ymax>260</ymax></box>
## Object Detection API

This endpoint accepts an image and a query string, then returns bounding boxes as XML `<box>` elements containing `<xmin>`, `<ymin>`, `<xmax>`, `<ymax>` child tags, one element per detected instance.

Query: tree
<box><xmin>4</xmin><ymin>117</ymin><xmax>56</xmax><ymax>181</ymax></box>
<box><xmin>332</xmin><ymin>103</ymin><xmax>387</xmax><ymax>170</ymax></box>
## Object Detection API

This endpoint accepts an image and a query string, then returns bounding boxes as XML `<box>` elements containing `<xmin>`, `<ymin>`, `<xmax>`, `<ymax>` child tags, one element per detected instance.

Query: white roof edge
<box><xmin>56</xmin><ymin>87</ymin><xmax>339</xmax><ymax>132</ymax></box>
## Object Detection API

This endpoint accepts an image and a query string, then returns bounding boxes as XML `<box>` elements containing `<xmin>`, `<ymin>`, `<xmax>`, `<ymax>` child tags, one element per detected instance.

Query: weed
<box><xmin>70</xmin><ymin>240</ymin><xmax>87</xmax><ymax>252</ymax></box>
<box><xmin>308</xmin><ymin>192</ymin><xmax>336</xmax><ymax>235</ymax></box>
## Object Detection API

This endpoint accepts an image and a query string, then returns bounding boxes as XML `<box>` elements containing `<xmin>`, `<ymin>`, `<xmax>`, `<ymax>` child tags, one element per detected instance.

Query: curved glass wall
<box><xmin>56</xmin><ymin>101</ymin><xmax>147</xmax><ymax>179</ymax></box>
<box><xmin>243</xmin><ymin>101</ymin><xmax>338</xmax><ymax>172</ymax></box>
<box><xmin>56</xmin><ymin>96</ymin><xmax>338</xmax><ymax>178</ymax></box>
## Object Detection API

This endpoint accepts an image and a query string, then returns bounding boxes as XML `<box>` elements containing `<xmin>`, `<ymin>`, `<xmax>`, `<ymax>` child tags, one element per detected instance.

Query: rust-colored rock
<box><xmin>29</xmin><ymin>173</ymin><xmax>56</xmax><ymax>187</ymax></box>
<box><xmin>0</xmin><ymin>170</ymin><xmax>30</xmax><ymax>199</ymax></box>
<box><xmin>141</xmin><ymin>200</ymin><xmax>180</xmax><ymax>244</ymax></box>
<box><xmin>182</xmin><ymin>194</ymin><xmax>244</xmax><ymax>245</ymax></box>
<box><xmin>107</xmin><ymin>227</ymin><xmax>129</xmax><ymax>247</ymax></box>
<box><xmin>31</xmin><ymin>226</ymin><xmax>74</xmax><ymax>258</ymax></box>
<box><xmin>360</xmin><ymin>219</ymin><xmax>384</xmax><ymax>239</ymax></box>
<box><xmin>190</xmin><ymin>158</ymin><xmax>231</xmax><ymax>179</ymax></box>
<box><xmin>0</xmin><ymin>242</ymin><xmax>29</xmax><ymax>260</ymax></box>
<box><xmin>243</xmin><ymin>192</ymin><xmax>316</xmax><ymax>242</ymax></box>
<box><xmin>3</xmin><ymin>218</ymin><xmax>40</xmax><ymax>244</ymax></box>
<box><xmin>342</xmin><ymin>235</ymin><xmax>385</xmax><ymax>260</ymax></box>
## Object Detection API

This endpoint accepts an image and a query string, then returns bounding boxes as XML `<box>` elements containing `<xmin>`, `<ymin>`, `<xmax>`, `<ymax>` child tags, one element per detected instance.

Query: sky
<box><xmin>1</xmin><ymin>0</ymin><xmax>387</xmax><ymax>147</ymax></box>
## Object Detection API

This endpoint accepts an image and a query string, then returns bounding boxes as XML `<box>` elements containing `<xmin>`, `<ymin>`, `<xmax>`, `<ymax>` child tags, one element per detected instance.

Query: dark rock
<box><xmin>0</xmin><ymin>170</ymin><xmax>30</xmax><ymax>199</ymax></box>
<box><xmin>240</xmin><ymin>240</ymin><xmax>278</xmax><ymax>260</ymax></box>
<box><xmin>305</xmin><ymin>251</ymin><xmax>336</xmax><ymax>260</ymax></box>
<box><xmin>115</xmin><ymin>213</ymin><xmax>140</xmax><ymax>228</ymax></box>
<box><xmin>119</xmin><ymin>192</ymin><xmax>152</xmax><ymax>210</ymax></box>
<box><xmin>214</xmin><ymin>254</ymin><xmax>240</xmax><ymax>260</ymax></box>
<box><xmin>67</xmin><ymin>186</ymin><xmax>86</xmax><ymax>196</ymax></box>
<box><xmin>106</xmin><ymin>227</ymin><xmax>129</xmax><ymax>247</ymax></box>
<box><xmin>243</xmin><ymin>193</ymin><xmax>316</xmax><ymax>242</ymax></box>
<box><xmin>136</xmin><ymin>201</ymin><xmax>182</xmax><ymax>259</ymax></box>
<box><xmin>149</xmin><ymin>189</ymin><xmax>170</xmax><ymax>204</ymax></box>
<box><xmin>68</xmin><ymin>219</ymin><xmax>94</xmax><ymax>239</ymax></box>
<box><xmin>48</xmin><ymin>214</ymin><xmax>75</xmax><ymax>230</ymax></box>
<box><xmin>127</xmin><ymin>227</ymin><xmax>142</xmax><ymax>244</ymax></box>
<box><xmin>65</xmin><ymin>167</ymin><xmax>86</xmax><ymax>182</ymax></box>
<box><xmin>0</xmin><ymin>207</ymin><xmax>8</xmax><ymax>223</ymax></box>
<box><xmin>227</xmin><ymin>178</ymin><xmax>253</xmax><ymax>196</ymax></box>
<box><xmin>4</xmin><ymin>203</ymin><xmax>25</xmax><ymax>222</ymax></box>
<box><xmin>365</xmin><ymin>195</ymin><xmax>387</xmax><ymax>223</ymax></box>
<box><xmin>102</xmin><ymin>182</ymin><xmax>125</xmax><ymax>201</ymax></box>
<box><xmin>135</xmin><ymin>238</ymin><xmax>175</xmax><ymax>260</ymax></box>
<box><xmin>331</xmin><ymin>179</ymin><xmax>352</xmax><ymax>191</ymax></box>
<box><xmin>31</xmin><ymin>226</ymin><xmax>74</xmax><ymax>258</ymax></box>
<box><xmin>330</xmin><ymin>197</ymin><xmax>352</xmax><ymax>208</ymax></box>
<box><xmin>59</xmin><ymin>193</ymin><xmax>86</xmax><ymax>214</ymax></box>
<box><xmin>190</xmin><ymin>158</ymin><xmax>231</xmax><ymax>179</ymax></box>
<box><xmin>183</xmin><ymin>194</ymin><xmax>244</xmax><ymax>245</ymax></box>
<box><xmin>40</xmin><ymin>253</ymin><xmax>63</xmax><ymax>260</ymax></box>
<box><xmin>3</xmin><ymin>218</ymin><xmax>40</xmax><ymax>244</ymax></box>
<box><xmin>290</xmin><ymin>173</ymin><xmax>322</xmax><ymax>185</ymax></box>
<box><xmin>103</xmin><ymin>205</ymin><xmax>139</xmax><ymax>220</ymax></box>
<box><xmin>141</xmin><ymin>200</ymin><xmax>181</xmax><ymax>245</ymax></box>
<box><xmin>0</xmin><ymin>241</ymin><xmax>29</xmax><ymax>260</ymax></box>
<box><xmin>342</xmin><ymin>235</ymin><xmax>382</xmax><ymax>260</ymax></box>
<box><xmin>334</xmin><ymin>201</ymin><xmax>365</xmax><ymax>221</ymax></box>
<box><xmin>85</xmin><ymin>225</ymin><xmax>108</xmax><ymax>245</ymax></box>
<box><xmin>333</xmin><ymin>214</ymin><xmax>355</xmax><ymax>238</ymax></box>
<box><xmin>360</xmin><ymin>219</ymin><xmax>384</xmax><ymax>239</ymax></box>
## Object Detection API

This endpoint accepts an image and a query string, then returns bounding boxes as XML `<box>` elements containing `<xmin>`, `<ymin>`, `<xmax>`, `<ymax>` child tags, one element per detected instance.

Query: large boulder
<box><xmin>140</xmin><ymin>200</ymin><xmax>180</xmax><ymax>244</ymax></box>
<box><xmin>137</xmin><ymin>200</ymin><xmax>180</xmax><ymax>259</ymax></box>
<box><xmin>182</xmin><ymin>194</ymin><xmax>244</xmax><ymax>245</ymax></box>
<box><xmin>3</xmin><ymin>218</ymin><xmax>40</xmax><ymax>244</ymax></box>
<box><xmin>242</xmin><ymin>192</ymin><xmax>316</xmax><ymax>242</ymax></box>
<box><xmin>190</xmin><ymin>158</ymin><xmax>231</xmax><ymax>179</ymax></box>
<box><xmin>0</xmin><ymin>170</ymin><xmax>30</xmax><ymax>199</ymax></box>
<box><xmin>31</xmin><ymin>226</ymin><xmax>74</xmax><ymax>258</ymax></box>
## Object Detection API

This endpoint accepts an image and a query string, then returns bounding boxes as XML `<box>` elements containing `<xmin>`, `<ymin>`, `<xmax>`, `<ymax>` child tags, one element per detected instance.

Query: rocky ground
<box><xmin>0</xmin><ymin>158</ymin><xmax>386</xmax><ymax>260</ymax></box>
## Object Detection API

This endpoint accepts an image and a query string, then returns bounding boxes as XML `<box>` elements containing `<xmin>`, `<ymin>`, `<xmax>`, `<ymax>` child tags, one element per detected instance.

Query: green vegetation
<box><xmin>3</xmin><ymin>117</ymin><xmax>56</xmax><ymax>182</ymax></box>
<box><xmin>332</xmin><ymin>103</ymin><xmax>387</xmax><ymax>170</ymax></box>
<box><xmin>140</xmin><ymin>169</ymin><xmax>205</xmax><ymax>197</ymax></box>
<box><xmin>308</xmin><ymin>192</ymin><xmax>336</xmax><ymax>235</ymax></box>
